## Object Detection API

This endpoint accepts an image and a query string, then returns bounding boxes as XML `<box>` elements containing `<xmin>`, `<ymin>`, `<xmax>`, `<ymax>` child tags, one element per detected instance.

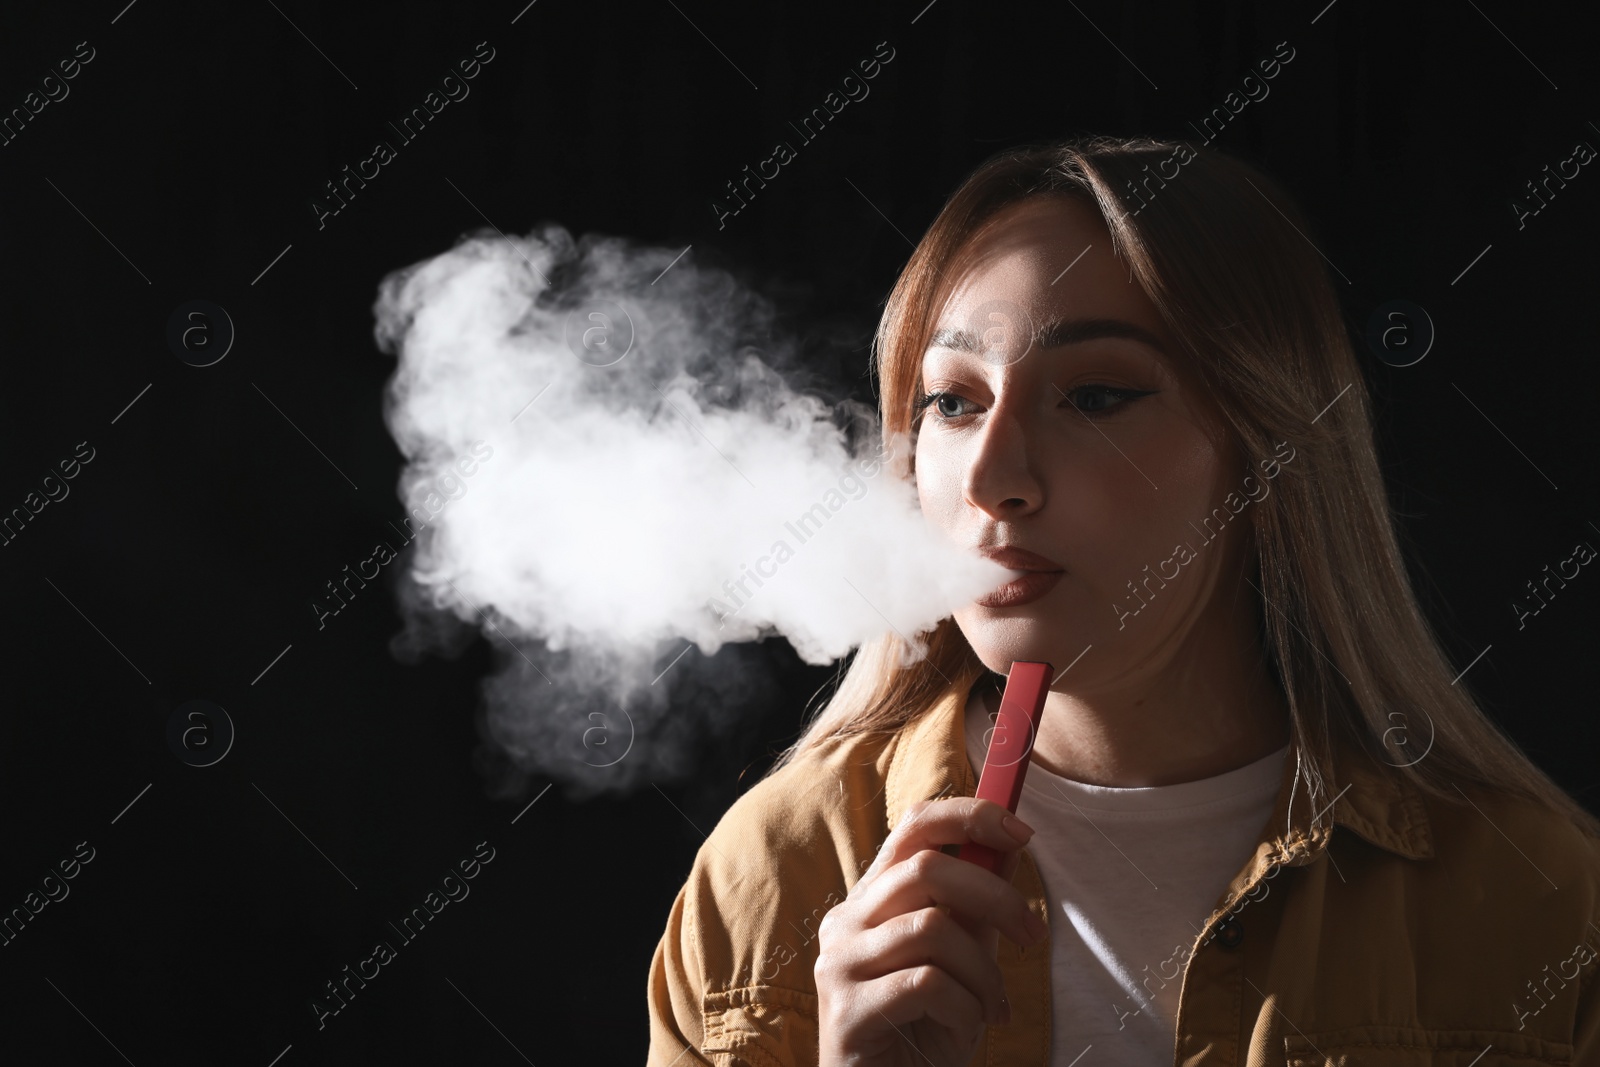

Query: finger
<box><xmin>861</xmin><ymin>797</ymin><xmax>1034</xmax><ymax>890</ymax></box>
<box><xmin>858</xmin><ymin>963</ymin><xmax>988</xmax><ymax>1047</ymax></box>
<box><xmin>863</xmin><ymin>847</ymin><xmax>1046</xmax><ymax>952</ymax></box>
<box><xmin>954</xmin><ymin>842</ymin><xmax>1033</xmax><ymax>953</ymax></box>
<box><xmin>996</xmin><ymin>839</ymin><xmax>1025</xmax><ymax>885</ymax></box>
<box><xmin>835</xmin><ymin>906</ymin><xmax>1010</xmax><ymax>1026</ymax></box>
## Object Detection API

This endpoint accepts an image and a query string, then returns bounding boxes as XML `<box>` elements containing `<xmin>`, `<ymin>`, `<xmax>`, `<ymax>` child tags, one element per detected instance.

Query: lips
<box><xmin>975</xmin><ymin>545</ymin><xmax>1065</xmax><ymax>608</ymax></box>
<box><xmin>979</xmin><ymin>546</ymin><xmax>1065</xmax><ymax>572</ymax></box>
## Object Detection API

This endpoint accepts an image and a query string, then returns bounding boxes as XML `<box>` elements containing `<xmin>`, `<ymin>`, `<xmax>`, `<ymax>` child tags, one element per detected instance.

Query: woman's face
<box><xmin>915</xmin><ymin>194</ymin><xmax>1252</xmax><ymax>684</ymax></box>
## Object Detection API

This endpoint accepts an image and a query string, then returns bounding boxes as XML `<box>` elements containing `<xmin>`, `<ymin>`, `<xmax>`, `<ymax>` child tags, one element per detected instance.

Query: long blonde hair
<box><xmin>761</xmin><ymin>134</ymin><xmax>1600</xmax><ymax>840</ymax></box>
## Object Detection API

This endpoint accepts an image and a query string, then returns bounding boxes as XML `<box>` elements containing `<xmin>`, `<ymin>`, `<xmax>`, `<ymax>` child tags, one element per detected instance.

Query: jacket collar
<box><xmin>884</xmin><ymin>676</ymin><xmax>1434</xmax><ymax>863</ymax></box>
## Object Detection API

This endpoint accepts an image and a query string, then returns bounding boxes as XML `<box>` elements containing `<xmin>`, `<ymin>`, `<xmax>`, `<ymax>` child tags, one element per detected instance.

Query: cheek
<box><xmin>1053</xmin><ymin>431</ymin><xmax>1223</xmax><ymax>584</ymax></box>
<box><xmin>1048</xmin><ymin>462</ymin><xmax>1143</xmax><ymax>571</ymax></box>
<box><xmin>913</xmin><ymin>434</ymin><xmax>951</xmax><ymax>516</ymax></box>
<box><xmin>1152</xmin><ymin>434</ymin><xmax>1230</xmax><ymax>529</ymax></box>
<box><xmin>1162</xmin><ymin>423</ymin><xmax>1226</xmax><ymax>481</ymax></box>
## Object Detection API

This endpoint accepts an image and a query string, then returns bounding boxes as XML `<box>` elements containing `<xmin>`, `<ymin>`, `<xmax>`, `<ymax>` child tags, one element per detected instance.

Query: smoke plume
<box><xmin>373</xmin><ymin>223</ymin><xmax>1007</xmax><ymax>799</ymax></box>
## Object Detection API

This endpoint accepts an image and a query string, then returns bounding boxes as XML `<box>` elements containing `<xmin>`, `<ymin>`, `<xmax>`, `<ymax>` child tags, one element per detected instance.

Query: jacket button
<box><xmin>1217</xmin><ymin>918</ymin><xmax>1244</xmax><ymax>948</ymax></box>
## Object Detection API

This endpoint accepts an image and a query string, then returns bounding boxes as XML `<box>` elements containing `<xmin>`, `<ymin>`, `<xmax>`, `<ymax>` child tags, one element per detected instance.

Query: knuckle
<box><xmin>905</xmin><ymin>963</ymin><xmax>940</xmax><ymax>996</ymax></box>
<box><xmin>921</xmin><ymin>908</ymin><xmax>953</xmax><ymax>947</ymax></box>
<box><xmin>906</xmin><ymin>905</ymin><xmax>943</xmax><ymax>942</ymax></box>
<box><xmin>905</xmin><ymin>848</ymin><xmax>941</xmax><ymax>880</ymax></box>
<box><xmin>902</xmin><ymin>799</ymin><xmax>930</xmax><ymax>826</ymax></box>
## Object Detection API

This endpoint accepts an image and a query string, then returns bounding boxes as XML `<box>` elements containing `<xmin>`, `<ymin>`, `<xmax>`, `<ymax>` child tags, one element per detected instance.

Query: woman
<box><xmin>646</xmin><ymin>136</ymin><xmax>1600</xmax><ymax>1067</ymax></box>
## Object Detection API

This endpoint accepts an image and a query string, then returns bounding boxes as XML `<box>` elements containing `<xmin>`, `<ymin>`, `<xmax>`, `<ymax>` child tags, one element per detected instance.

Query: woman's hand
<box><xmin>814</xmin><ymin>796</ymin><xmax>1048</xmax><ymax>1067</ymax></box>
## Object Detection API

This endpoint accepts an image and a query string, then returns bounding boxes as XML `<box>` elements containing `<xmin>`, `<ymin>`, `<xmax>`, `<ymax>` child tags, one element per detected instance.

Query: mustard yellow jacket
<box><xmin>646</xmin><ymin>678</ymin><xmax>1600</xmax><ymax>1066</ymax></box>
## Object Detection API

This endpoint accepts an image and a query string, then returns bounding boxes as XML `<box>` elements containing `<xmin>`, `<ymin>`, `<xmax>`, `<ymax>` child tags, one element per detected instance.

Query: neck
<box><xmin>991</xmin><ymin>615</ymin><xmax>1290</xmax><ymax>789</ymax></box>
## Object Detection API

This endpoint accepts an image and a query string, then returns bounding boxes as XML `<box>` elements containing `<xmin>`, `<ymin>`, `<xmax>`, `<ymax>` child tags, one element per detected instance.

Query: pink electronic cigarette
<box><xmin>956</xmin><ymin>660</ymin><xmax>1052</xmax><ymax>874</ymax></box>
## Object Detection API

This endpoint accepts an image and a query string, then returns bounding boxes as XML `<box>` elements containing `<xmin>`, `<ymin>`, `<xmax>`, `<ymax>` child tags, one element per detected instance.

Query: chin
<box><xmin>957</xmin><ymin>611</ymin><xmax>1073</xmax><ymax>676</ymax></box>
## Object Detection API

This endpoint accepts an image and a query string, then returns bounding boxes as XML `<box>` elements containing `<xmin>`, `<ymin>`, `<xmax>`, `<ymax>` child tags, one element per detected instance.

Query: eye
<box><xmin>1066</xmin><ymin>384</ymin><xmax>1158</xmax><ymax>418</ymax></box>
<box><xmin>913</xmin><ymin>384</ymin><xmax>1157</xmax><ymax>423</ymax></box>
<box><xmin>913</xmin><ymin>390</ymin><xmax>975</xmax><ymax>420</ymax></box>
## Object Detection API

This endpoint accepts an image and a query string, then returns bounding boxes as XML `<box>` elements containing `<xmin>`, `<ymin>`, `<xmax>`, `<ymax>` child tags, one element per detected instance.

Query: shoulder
<box><xmin>1423</xmin><ymin>785</ymin><xmax>1600</xmax><ymax>1042</ymax></box>
<box><xmin>687</xmin><ymin>727</ymin><xmax>901</xmax><ymax>978</ymax></box>
<box><xmin>1411</xmin><ymin>782</ymin><xmax>1600</xmax><ymax>998</ymax></box>
<box><xmin>656</xmin><ymin>728</ymin><xmax>901</xmax><ymax>1065</ymax></box>
<box><xmin>1294</xmin><ymin>772</ymin><xmax>1600</xmax><ymax>1046</ymax></box>
<box><xmin>1421</xmin><ymin>781</ymin><xmax>1600</xmax><ymax>902</ymax></box>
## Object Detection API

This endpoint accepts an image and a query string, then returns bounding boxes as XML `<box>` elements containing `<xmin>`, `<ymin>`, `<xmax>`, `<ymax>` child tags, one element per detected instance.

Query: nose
<box><xmin>962</xmin><ymin>383</ymin><xmax>1044</xmax><ymax>518</ymax></box>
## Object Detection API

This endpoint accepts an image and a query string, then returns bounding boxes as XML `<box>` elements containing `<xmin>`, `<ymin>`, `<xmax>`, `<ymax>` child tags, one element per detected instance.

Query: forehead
<box><xmin>924</xmin><ymin>196</ymin><xmax>1174</xmax><ymax>363</ymax></box>
<box><xmin>940</xmin><ymin>197</ymin><xmax>1132</xmax><ymax>308</ymax></box>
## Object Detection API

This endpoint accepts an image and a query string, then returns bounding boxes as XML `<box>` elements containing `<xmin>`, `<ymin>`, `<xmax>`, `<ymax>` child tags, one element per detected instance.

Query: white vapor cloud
<box><xmin>373</xmin><ymin>223</ymin><xmax>1008</xmax><ymax>798</ymax></box>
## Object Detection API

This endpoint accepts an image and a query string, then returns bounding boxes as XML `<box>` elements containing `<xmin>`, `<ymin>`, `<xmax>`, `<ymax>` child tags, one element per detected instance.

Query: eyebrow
<box><xmin>925</xmin><ymin>316</ymin><xmax>1170</xmax><ymax>358</ymax></box>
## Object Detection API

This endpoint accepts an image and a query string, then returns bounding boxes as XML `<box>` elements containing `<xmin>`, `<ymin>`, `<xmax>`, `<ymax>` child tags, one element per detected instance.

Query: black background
<box><xmin>1</xmin><ymin>0</ymin><xmax>1596</xmax><ymax>1063</ymax></box>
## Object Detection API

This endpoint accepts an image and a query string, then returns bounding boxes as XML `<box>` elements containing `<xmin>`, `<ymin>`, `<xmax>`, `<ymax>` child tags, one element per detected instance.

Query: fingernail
<box><xmin>1002</xmin><ymin>814</ymin><xmax>1035</xmax><ymax>844</ymax></box>
<box><xmin>1025</xmin><ymin>911</ymin><xmax>1049</xmax><ymax>944</ymax></box>
<box><xmin>999</xmin><ymin>995</ymin><xmax>1012</xmax><ymax>1025</ymax></box>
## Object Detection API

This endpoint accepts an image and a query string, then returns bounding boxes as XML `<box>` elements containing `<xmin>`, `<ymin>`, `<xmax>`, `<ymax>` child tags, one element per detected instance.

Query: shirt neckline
<box><xmin>962</xmin><ymin>683</ymin><xmax>1292</xmax><ymax>814</ymax></box>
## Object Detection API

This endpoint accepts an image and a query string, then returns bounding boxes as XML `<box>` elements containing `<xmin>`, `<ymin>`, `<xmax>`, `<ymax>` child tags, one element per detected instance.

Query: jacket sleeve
<box><xmin>645</xmin><ymin>770</ymin><xmax>843</xmax><ymax>1067</ymax></box>
<box><xmin>1567</xmin><ymin>832</ymin><xmax>1600</xmax><ymax>1066</ymax></box>
<box><xmin>1575</xmin><ymin>961</ymin><xmax>1599</xmax><ymax>1067</ymax></box>
<box><xmin>647</xmin><ymin>878</ymin><xmax>715</xmax><ymax>1066</ymax></box>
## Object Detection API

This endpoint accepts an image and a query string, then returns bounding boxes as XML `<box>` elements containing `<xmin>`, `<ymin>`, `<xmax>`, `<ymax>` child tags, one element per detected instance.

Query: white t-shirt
<box><xmin>962</xmin><ymin>686</ymin><xmax>1289</xmax><ymax>1067</ymax></box>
